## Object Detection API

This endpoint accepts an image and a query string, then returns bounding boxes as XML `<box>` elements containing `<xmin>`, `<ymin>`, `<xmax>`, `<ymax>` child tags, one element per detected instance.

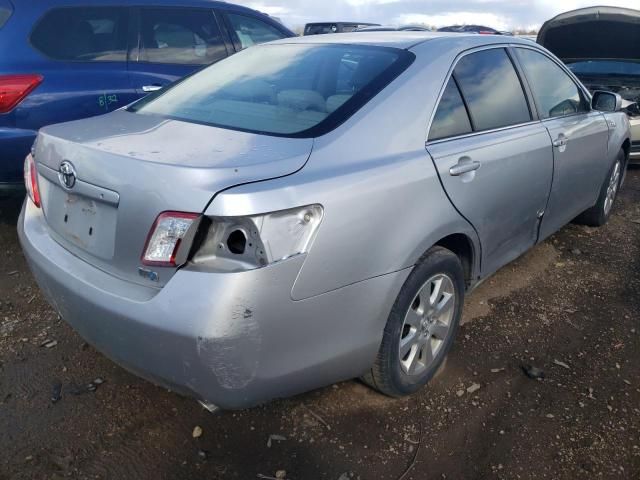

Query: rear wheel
<box><xmin>575</xmin><ymin>150</ymin><xmax>624</xmax><ymax>227</ymax></box>
<box><xmin>363</xmin><ymin>247</ymin><xmax>464</xmax><ymax>397</ymax></box>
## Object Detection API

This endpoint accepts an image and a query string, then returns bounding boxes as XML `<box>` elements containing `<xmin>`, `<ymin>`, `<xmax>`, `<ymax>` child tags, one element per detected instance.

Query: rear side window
<box><xmin>429</xmin><ymin>78</ymin><xmax>472</xmax><ymax>141</ymax></box>
<box><xmin>0</xmin><ymin>0</ymin><xmax>13</xmax><ymax>29</ymax></box>
<box><xmin>515</xmin><ymin>48</ymin><xmax>588</xmax><ymax>119</ymax></box>
<box><xmin>453</xmin><ymin>48</ymin><xmax>531</xmax><ymax>131</ymax></box>
<box><xmin>139</xmin><ymin>8</ymin><xmax>227</xmax><ymax>65</ymax></box>
<box><xmin>31</xmin><ymin>7</ymin><xmax>128</xmax><ymax>62</ymax></box>
<box><xmin>226</xmin><ymin>13</ymin><xmax>286</xmax><ymax>49</ymax></box>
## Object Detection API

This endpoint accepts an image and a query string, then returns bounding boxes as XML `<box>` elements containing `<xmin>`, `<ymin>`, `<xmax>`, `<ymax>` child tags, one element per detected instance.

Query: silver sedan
<box><xmin>19</xmin><ymin>33</ymin><xmax>631</xmax><ymax>410</ymax></box>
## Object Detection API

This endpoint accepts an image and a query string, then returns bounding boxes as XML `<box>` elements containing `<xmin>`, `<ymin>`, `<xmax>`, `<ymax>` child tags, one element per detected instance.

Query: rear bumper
<box><xmin>0</xmin><ymin>127</ymin><xmax>36</xmax><ymax>183</ymax></box>
<box><xmin>19</xmin><ymin>200</ymin><xmax>408</xmax><ymax>409</ymax></box>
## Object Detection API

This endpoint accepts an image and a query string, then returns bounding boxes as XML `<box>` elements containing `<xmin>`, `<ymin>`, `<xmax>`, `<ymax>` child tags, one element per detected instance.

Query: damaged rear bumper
<box><xmin>18</xmin><ymin>201</ymin><xmax>408</xmax><ymax>409</ymax></box>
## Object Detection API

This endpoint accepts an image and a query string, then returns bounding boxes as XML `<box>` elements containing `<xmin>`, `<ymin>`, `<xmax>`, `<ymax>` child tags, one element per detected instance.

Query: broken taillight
<box><xmin>0</xmin><ymin>74</ymin><xmax>43</xmax><ymax>113</ymax></box>
<box><xmin>24</xmin><ymin>154</ymin><xmax>41</xmax><ymax>208</ymax></box>
<box><xmin>141</xmin><ymin>212</ymin><xmax>200</xmax><ymax>267</ymax></box>
<box><xmin>191</xmin><ymin>205</ymin><xmax>324</xmax><ymax>272</ymax></box>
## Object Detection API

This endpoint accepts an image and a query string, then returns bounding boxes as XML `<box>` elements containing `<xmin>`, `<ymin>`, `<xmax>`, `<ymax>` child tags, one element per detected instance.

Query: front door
<box><xmin>427</xmin><ymin>48</ymin><xmax>554</xmax><ymax>277</ymax></box>
<box><xmin>513</xmin><ymin>47</ymin><xmax>610</xmax><ymax>240</ymax></box>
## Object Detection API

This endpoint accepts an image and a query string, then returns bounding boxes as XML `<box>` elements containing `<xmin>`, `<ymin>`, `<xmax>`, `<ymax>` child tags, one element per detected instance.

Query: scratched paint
<box><xmin>196</xmin><ymin>299</ymin><xmax>261</xmax><ymax>390</ymax></box>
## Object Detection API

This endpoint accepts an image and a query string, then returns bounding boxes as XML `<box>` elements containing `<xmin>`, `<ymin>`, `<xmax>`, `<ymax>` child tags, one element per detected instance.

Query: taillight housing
<box><xmin>0</xmin><ymin>75</ymin><xmax>43</xmax><ymax>113</ymax></box>
<box><xmin>24</xmin><ymin>154</ymin><xmax>41</xmax><ymax>208</ymax></box>
<box><xmin>192</xmin><ymin>205</ymin><xmax>324</xmax><ymax>272</ymax></box>
<box><xmin>142</xmin><ymin>212</ymin><xmax>200</xmax><ymax>267</ymax></box>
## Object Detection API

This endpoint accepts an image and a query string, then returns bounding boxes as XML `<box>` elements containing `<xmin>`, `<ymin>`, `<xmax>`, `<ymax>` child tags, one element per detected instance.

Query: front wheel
<box><xmin>575</xmin><ymin>150</ymin><xmax>624</xmax><ymax>227</ymax></box>
<box><xmin>362</xmin><ymin>246</ymin><xmax>465</xmax><ymax>397</ymax></box>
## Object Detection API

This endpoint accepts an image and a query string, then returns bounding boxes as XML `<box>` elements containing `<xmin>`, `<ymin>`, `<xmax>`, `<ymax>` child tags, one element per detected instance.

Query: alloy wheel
<box><xmin>399</xmin><ymin>274</ymin><xmax>455</xmax><ymax>376</ymax></box>
<box><xmin>604</xmin><ymin>160</ymin><xmax>621</xmax><ymax>216</ymax></box>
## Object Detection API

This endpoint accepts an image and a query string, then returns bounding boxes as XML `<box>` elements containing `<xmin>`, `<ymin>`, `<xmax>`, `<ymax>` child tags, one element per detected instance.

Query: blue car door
<box><xmin>127</xmin><ymin>7</ymin><xmax>232</xmax><ymax>95</ymax></box>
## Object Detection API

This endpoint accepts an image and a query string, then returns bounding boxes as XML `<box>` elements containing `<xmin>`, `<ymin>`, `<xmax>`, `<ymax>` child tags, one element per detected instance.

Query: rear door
<box><xmin>29</xmin><ymin>6</ymin><xmax>137</xmax><ymax>123</ymax></box>
<box><xmin>427</xmin><ymin>47</ymin><xmax>554</xmax><ymax>277</ymax></box>
<box><xmin>514</xmin><ymin>47</ymin><xmax>610</xmax><ymax>240</ymax></box>
<box><xmin>128</xmin><ymin>7</ymin><xmax>230</xmax><ymax>95</ymax></box>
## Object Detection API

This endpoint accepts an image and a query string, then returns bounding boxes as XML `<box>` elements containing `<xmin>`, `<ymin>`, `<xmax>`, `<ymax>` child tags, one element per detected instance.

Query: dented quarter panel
<box><xmin>206</xmin><ymin>38</ymin><xmax>481</xmax><ymax>299</ymax></box>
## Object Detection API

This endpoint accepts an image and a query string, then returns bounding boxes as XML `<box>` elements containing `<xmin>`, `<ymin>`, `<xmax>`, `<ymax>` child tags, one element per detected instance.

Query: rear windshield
<box><xmin>0</xmin><ymin>0</ymin><xmax>13</xmax><ymax>29</ymax></box>
<box><xmin>567</xmin><ymin>60</ymin><xmax>640</xmax><ymax>77</ymax></box>
<box><xmin>129</xmin><ymin>44</ymin><xmax>414</xmax><ymax>137</ymax></box>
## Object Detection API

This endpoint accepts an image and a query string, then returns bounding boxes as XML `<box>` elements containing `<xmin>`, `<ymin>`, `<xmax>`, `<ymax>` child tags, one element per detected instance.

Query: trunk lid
<box><xmin>538</xmin><ymin>6</ymin><xmax>640</xmax><ymax>62</ymax></box>
<box><xmin>35</xmin><ymin>109</ymin><xmax>313</xmax><ymax>287</ymax></box>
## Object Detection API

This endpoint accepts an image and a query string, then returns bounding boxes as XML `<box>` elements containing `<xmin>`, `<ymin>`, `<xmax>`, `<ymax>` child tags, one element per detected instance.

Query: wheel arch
<box><xmin>419</xmin><ymin>232</ymin><xmax>480</xmax><ymax>290</ymax></box>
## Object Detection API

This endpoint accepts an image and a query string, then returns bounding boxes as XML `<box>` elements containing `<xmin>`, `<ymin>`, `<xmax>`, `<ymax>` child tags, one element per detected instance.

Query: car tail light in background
<box><xmin>0</xmin><ymin>75</ymin><xmax>43</xmax><ymax>113</ymax></box>
<box><xmin>192</xmin><ymin>205</ymin><xmax>324</xmax><ymax>272</ymax></box>
<box><xmin>24</xmin><ymin>154</ymin><xmax>41</xmax><ymax>208</ymax></box>
<box><xmin>142</xmin><ymin>212</ymin><xmax>200</xmax><ymax>267</ymax></box>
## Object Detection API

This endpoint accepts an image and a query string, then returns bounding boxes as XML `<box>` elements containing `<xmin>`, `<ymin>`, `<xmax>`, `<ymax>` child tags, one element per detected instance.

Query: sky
<box><xmin>235</xmin><ymin>0</ymin><xmax>640</xmax><ymax>31</ymax></box>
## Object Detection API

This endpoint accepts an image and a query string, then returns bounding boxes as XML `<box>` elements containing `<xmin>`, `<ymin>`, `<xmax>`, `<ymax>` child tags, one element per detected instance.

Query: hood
<box><xmin>538</xmin><ymin>6</ymin><xmax>640</xmax><ymax>62</ymax></box>
<box><xmin>35</xmin><ymin>109</ymin><xmax>313</xmax><ymax>287</ymax></box>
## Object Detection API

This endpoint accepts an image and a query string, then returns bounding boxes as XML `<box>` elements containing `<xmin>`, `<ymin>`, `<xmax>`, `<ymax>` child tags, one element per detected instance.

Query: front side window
<box><xmin>139</xmin><ymin>8</ymin><xmax>227</xmax><ymax>65</ymax></box>
<box><xmin>129</xmin><ymin>44</ymin><xmax>414</xmax><ymax>137</ymax></box>
<box><xmin>31</xmin><ymin>7</ymin><xmax>128</xmax><ymax>61</ymax></box>
<box><xmin>453</xmin><ymin>48</ymin><xmax>531</xmax><ymax>131</ymax></box>
<box><xmin>429</xmin><ymin>78</ymin><xmax>472</xmax><ymax>141</ymax></box>
<box><xmin>516</xmin><ymin>48</ymin><xmax>588</xmax><ymax>119</ymax></box>
<box><xmin>226</xmin><ymin>13</ymin><xmax>286</xmax><ymax>49</ymax></box>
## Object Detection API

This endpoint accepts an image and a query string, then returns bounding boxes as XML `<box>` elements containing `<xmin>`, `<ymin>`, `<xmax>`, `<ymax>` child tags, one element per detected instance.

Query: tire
<box><xmin>363</xmin><ymin>246</ymin><xmax>465</xmax><ymax>398</ymax></box>
<box><xmin>575</xmin><ymin>150</ymin><xmax>624</xmax><ymax>227</ymax></box>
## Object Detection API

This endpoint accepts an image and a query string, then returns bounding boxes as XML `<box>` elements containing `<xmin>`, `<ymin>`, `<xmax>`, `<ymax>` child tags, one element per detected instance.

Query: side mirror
<box><xmin>592</xmin><ymin>90</ymin><xmax>623</xmax><ymax>112</ymax></box>
<box><xmin>624</xmin><ymin>101</ymin><xmax>640</xmax><ymax>117</ymax></box>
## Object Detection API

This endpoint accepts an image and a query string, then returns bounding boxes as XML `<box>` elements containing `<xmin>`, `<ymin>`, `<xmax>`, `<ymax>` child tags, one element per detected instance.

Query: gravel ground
<box><xmin>1</xmin><ymin>169</ymin><xmax>639</xmax><ymax>480</ymax></box>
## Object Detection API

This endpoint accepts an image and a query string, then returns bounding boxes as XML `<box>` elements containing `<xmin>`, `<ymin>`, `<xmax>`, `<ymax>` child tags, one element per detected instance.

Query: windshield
<box><xmin>567</xmin><ymin>60</ymin><xmax>640</xmax><ymax>77</ymax></box>
<box><xmin>130</xmin><ymin>44</ymin><xmax>414</xmax><ymax>137</ymax></box>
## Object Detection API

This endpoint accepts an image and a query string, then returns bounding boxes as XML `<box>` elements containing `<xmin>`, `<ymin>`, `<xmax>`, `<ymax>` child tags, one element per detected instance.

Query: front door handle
<box><xmin>450</xmin><ymin>160</ymin><xmax>481</xmax><ymax>176</ymax></box>
<box><xmin>142</xmin><ymin>84</ymin><xmax>163</xmax><ymax>92</ymax></box>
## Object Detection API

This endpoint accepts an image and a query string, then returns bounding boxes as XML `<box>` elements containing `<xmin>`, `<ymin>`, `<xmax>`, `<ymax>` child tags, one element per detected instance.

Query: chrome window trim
<box><xmin>426</xmin><ymin>119</ymin><xmax>542</xmax><ymax>147</ymax></box>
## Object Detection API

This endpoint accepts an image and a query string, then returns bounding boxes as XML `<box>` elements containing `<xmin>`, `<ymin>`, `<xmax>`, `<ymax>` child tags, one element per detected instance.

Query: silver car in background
<box><xmin>19</xmin><ymin>33</ymin><xmax>631</xmax><ymax>410</ymax></box>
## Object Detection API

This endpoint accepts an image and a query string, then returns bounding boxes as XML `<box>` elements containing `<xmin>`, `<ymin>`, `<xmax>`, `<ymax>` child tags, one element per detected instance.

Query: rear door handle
<box><xmin>552</xmin><ymin>134</ymin><xmax>569</xmax><ymax>148</ymax></box>
<box><xmin>142</xmin><ymin>85</ymin><xmax>163</xmax><ymax>92</ymax></box>
<box><xmin>450</xmin><ymin>160</ymin><xmax>481</xmax><ymax>176</ymax></box>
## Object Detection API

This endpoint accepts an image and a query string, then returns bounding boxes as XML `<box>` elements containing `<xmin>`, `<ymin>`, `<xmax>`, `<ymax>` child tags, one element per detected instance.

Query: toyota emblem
<box><xmin>58</xmin><ymin>161</ymin><xmax>77</xmax><ymax>189</ymax></box>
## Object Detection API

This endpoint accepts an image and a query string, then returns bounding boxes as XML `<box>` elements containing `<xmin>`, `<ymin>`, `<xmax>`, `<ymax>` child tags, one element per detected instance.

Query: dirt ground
<box><xmin>1</xmin><ymin>169</ymin><xmax>639</xmax><ymax>480</ymax></box>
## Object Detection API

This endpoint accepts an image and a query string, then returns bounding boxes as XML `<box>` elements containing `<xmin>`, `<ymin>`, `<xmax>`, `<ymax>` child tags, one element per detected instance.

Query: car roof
<box><xmin>269</xmin><ymin>31</ymin><xmax>538</xmax><ymax>50</ymax></box>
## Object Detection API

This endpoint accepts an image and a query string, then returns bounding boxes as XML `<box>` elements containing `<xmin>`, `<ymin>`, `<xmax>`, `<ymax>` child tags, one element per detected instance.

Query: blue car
<box><xmin>0</xmin><ymin>0</ymin><xmax>294</xmax><ymax>192</ymax></box>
